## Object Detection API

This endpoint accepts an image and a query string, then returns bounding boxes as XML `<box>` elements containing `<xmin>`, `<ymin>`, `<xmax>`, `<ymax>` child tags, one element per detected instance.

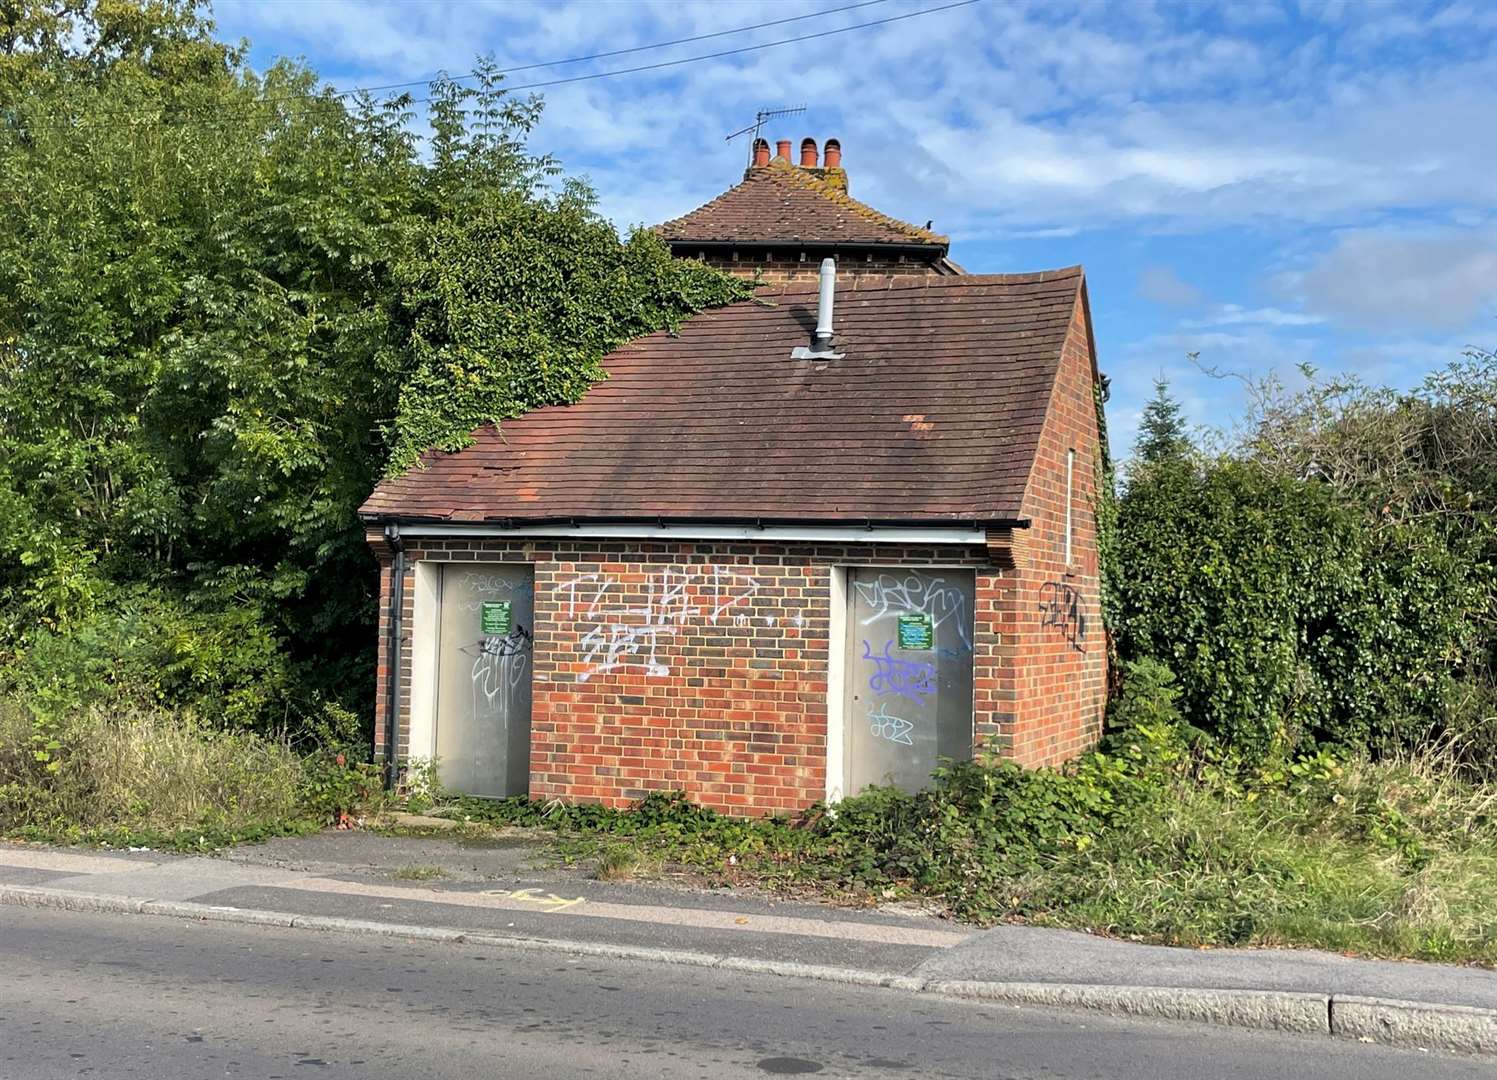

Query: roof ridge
<box><xmin>654</xmin><ymin>159</ymin><xmax>950</xmax><ymax>250</ymax></box>
<box><xmin>760</xmin><ymin>159</ymin><xmax>949</xmax><ymax>246</ymax></box>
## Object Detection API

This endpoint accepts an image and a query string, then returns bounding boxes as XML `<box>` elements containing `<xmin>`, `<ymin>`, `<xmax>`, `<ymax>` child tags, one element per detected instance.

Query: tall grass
<box><xmin>1018</xmin><ymin>751</ymin><xmax>1497</xmax><ymax>963</ymax></box>
<box><xmin>439</xmin><ymin>735</ymin><xmax>1497</xmax><ymax>964</ymax></box>
<box><xmin>0</xmin><ymin>697</ymin><xmax>309</xmax><ymax>844</ymax></box>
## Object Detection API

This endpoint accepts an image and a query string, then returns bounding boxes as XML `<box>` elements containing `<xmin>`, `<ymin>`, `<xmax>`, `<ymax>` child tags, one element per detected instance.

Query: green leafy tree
<box><xmin>385</xmin><ymin>180</ymin><xmax>752</xmax><ymax>472</ymax></box>
<box><xmin>1</xmin><ymin>1</ymin><xmax>420</xmax><ymax>716</ymax></box>
<box><xmin>0</xmin><ymin>1</ymin><xmax>752</xmax><ymax>731</ymax></box>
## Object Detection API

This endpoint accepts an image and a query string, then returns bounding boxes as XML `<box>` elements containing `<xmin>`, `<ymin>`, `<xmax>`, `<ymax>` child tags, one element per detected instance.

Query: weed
<box><xmin>398</xmin><ymin>673</ymin><xmax>1497</xmax><ymax>965</ymax></box>
<box><xmin>392</xmin><ymin>864</ymin><xmax>447</xmax><ymax>881</ymax></box>
<box><xmin>593</xmin><ymin>843</ymin><xmax>647</xmax><ymax>881</ymax></box>
<box><xmin>399</xmin><ymin>757</ymin><xmax>444</xmax><ymax>815</ymax></box>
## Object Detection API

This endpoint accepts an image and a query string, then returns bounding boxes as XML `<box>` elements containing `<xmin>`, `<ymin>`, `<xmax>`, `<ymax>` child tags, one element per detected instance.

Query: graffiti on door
<box><xmin>862</xmin><ymin>639</ymin><xmax>937</xmax><ymax>703</ymax></box>
<box><xmin>868</xmin><ymin>703</ymin><xmax>915</xmax><ymax>746</ymax></box>
<box><xmin>853</xmin><ymin>572</ymin><xmax>973</xmax><ymax>650</ymax></box>
<box><xmin>463</xmin><ymin>625</ymin><xmax>532</xmax><ymax>729</ymax></box>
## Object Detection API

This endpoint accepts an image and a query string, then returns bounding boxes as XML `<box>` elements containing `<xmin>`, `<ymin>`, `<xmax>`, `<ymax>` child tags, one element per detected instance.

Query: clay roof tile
<box><xmin>361</xmin><ymin>269</ymin><xmax>1089</xmax><ymax>526</ymax></box>
<box><xmin>655</xmin><ymin>158</ymin><xmax>947</xmax><ymax>249</ymax></box>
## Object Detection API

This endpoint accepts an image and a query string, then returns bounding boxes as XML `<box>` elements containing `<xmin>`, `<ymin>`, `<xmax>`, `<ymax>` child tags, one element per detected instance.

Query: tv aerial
<box><xmin>726</xmin><ymin>105</ymin><xmax>807</xmax><ymax>164</ymax></box>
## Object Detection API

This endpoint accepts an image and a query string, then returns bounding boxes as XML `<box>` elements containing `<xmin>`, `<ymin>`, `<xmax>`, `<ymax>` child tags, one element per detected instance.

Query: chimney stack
<box><xmin>823</xmin><ymin>138</ymin><xmax>842</xmax><ymax>169</ymax></box>
<box><xmin>775</xmin><ymin>138</ymin><xmax>792</xmax><ymax>161</ymax></box>
<box><xmin>751</xmin><ymin>138</ymin><xmax>770</xmax><ymax>167</ymax></box>
<box><xmin>799</xmin><ymin>138</ymin><xmax>818</xmax><ymax>167</ymax></box>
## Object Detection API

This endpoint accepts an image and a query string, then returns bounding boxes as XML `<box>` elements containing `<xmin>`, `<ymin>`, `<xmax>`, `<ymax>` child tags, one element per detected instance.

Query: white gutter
<box><xmin>394</xmin><ymin>523</ymin><xmax>990</xmax><ymax>545</ymax></box>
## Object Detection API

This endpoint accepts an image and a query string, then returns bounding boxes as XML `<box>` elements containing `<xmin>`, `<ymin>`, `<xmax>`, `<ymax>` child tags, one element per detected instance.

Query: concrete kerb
<box><xmin>1331</xmin><ymin>995</ymin><xmax>1497</xmax><ymax>1056</ymax></box>
<box><xmin>3</xmin><ymin>883</ymin><xmax>1493</xmax><ymax>1057</ymax></box>
<box><xmin>925</xmin><ymin>979</ymin><xmax>1329</xmax><ymax>1035</ymax></box>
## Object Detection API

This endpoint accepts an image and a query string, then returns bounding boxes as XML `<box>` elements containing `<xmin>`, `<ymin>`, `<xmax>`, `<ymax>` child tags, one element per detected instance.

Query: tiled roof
<box><xmin>360</xmin><ymin>269</ymin><xmax>1087</xmax><ymax>525</ymax></box>
<box><xmin>655</xmin><ymin>159</ymin><xmax>948</xmax><ymax>250</ymax></box>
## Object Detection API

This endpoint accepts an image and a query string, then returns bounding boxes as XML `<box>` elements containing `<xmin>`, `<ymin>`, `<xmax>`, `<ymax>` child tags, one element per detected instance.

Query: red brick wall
<box><xmin>1009</xmin><ymin>289</ymin><xmax>1109</xmax><ymax>765</ymax></box>
<box><xmin>364</xmin><ymin>291</ymin><xmax>1110</xmax><ymax>809</ymax></box>
<box><xmin>369</xmin><ymin>536</ymin><xmax>1021</xmax><ymax>815</ymax></box>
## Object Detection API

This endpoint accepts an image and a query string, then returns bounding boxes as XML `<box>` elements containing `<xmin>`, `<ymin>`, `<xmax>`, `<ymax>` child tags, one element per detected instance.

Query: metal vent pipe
<box><xmin>813</xmin><ymin>257</ymin><xmax>836</xmax><ymax>350</ymax></box>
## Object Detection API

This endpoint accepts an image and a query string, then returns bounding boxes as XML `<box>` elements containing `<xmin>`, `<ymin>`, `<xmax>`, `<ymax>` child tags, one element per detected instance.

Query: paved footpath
<box><xmin>3</xmin><ymin>832</ymin><xmax>1496</xmax><ymax>1057</ymax></box>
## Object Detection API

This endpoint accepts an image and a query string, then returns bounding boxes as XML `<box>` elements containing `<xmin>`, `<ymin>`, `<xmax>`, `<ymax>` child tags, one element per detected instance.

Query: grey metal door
<box><xmin>844</xmin><ymin>568</ymin><xmax>974</xmax><ymax>796</ymax></box>
<box><xmin>433</xmin><ymin>564</ymin><xmax>534</xmax><ymax>797</ymax></box>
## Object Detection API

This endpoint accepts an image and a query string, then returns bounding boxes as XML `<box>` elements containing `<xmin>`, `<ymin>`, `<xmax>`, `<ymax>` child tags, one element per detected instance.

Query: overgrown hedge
<box><xmin>1116</xmin><ymin>458</ymin><xmax>1487</xmax><ymax>759</ymax></box>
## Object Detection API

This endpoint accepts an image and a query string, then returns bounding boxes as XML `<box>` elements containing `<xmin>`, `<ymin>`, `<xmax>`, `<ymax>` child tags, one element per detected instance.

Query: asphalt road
<box><xmin>0</xmin><ymin>907</ymin><xmax>1489</xmax><ymax>1080</ymax></box>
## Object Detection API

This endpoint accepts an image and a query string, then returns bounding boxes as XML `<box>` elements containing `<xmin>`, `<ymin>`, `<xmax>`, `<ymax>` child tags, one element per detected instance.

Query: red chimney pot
<box><xmin>775</xmin><ymin>139</ymin><xmax>792</xmax><ymax>161</ymax></box>
<box><xmin>799</xmin><ymin>137</ymin><xmax>818</xmax><ymax>167</ymax></box>
<box><xmin>751</xmin><ymin>138</ymin><xmax>770</xmax><ymax>167</ymax></box>
<box><xmin>823</xmin><ymin>138</ymin><xmax>842</xmax><ymax>169</ymax></box>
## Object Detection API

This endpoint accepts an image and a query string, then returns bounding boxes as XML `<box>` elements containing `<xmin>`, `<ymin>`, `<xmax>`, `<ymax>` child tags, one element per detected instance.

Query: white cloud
<box><xmin>1297</xmin><ymin>228</ymin><xmax>1497</xmax><ymax>333</ymax></box>
<box><xmin>1189</xmin><ymin>304</ymin><xmax>1325</xmax><ymax>328</ymax></box>
<box><xmin>1137</xmin><ymin>265</ymin><xmax>1204</xmax><ymax>307</ymax></box>
<box><xmin>213</xmin><ymin>0</ymin><xmax>1497</xmax><ymax>241</ymax></box>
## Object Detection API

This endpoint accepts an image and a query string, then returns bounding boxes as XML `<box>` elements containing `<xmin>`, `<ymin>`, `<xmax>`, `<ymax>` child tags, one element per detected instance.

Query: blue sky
<box><xmin>214</xmin><ymin>0</ymin><xmax>1497</xmax><ymax>456</ymax></box>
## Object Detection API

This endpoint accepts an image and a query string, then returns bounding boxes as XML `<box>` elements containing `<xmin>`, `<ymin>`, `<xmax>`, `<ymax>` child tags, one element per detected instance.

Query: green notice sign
<box><xmin>480</xmin><ymin>600</ymin><xmax>512</xmax><ymax>636</ymax></box>
<box><xmin>896</xmin><ymin>613</ymin><xmax>934</xmax><ymax>650</ymax></box>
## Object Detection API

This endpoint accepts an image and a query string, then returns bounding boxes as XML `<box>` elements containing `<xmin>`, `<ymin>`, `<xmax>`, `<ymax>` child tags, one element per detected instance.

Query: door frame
<box><xmin>405</xmin><ymin>559</ymin><xmax>538</xmax><ymax>777</ymax></box>
<box><xmin>825</xmin><ymin>562</ymin><xmax>979</xmax><ymax>803</ymax></box>
<box><xmin>405</xmin><ymin>559</ymin><xmax>443</xmax><ymax>764</ymax></box>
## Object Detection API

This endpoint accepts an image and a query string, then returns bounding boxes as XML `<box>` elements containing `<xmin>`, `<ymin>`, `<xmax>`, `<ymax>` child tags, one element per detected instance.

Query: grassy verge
<box><xmin>421</xmin><ymin>730</ymin><xmax>1497</xmax><ymax>965</ymax></box>
<box><xmin>0</xmin><ymin>697</ymin><xmax>379</xmax><ymax>850</ymax></box>
<box><xmin>6</xmin><ymin>679</ymin><xmax>1494</xmax><ymax>966</ymax></box>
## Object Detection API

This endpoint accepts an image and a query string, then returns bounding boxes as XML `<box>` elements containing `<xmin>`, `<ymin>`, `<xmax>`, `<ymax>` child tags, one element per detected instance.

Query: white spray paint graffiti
<box><xmin>868</xmin><ymin>703</ymin><xmax>915</xmax><ymax>746</ymax></box>
<box><xmin>453</xmin><ymin>571</ymin><xmax>526</xmax><ymax>609</ymax></box>
<box><xmin>464</xmin><ymin>631</ymin><xmax>531</xmax><ymax>729</ymax></box>
<box><xmin>853</xmin><ymin>572</ymin><xmax>973</xmax><ymax>650</ymax></box>
<box><xmin>558</xmin><ymin>566</ymin><xmax>762</xmax><ymax>681</ymax></box>
<box><xmin>454</xmin><ymin>572</ymin><xmax>533</xmax><ymax>728</ymax></box>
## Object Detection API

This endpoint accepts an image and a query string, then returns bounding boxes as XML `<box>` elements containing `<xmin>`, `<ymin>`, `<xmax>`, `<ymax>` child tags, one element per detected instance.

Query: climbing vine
<box><xmin>1093</xmin><ymin>375</ymin><xmax>1122</xmax><ymax>641</ymax></box>
<box><xmin>384</xmin><ymin>184</ymin><xmax>754</xmax><ymax>474</ymax></box>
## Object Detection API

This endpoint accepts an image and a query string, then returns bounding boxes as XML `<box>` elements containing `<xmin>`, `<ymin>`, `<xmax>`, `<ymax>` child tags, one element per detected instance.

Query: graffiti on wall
<box><xmin>862</xmin><ymin>639</ymin><xmax>937</xmax><ymax>703</ymax></box>
<box><xmin>853</xmin><ymin>572</ymin><xmax>973</xmax><ymax>650</ymax></box>
<box><xmin>867</xmin><ymin>703</ymin><xmax>915</xmax><ymax>746</ymax></box>
<box><xmin>1037</xmin><ymin>581</ymin><xmax>1088</xmax><ymax>653</ymax></box>
<box><xmin>557</xmin><ymin>566</ymin><xmax>763</xmax><ymax>681</ymax></box>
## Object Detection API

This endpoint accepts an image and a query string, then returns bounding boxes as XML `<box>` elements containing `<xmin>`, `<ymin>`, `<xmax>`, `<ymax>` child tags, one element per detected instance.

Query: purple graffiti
<box><xmin>863</xmin><ymin>639</ymin><xmax>936</xmax><ymax>703</ymax></box>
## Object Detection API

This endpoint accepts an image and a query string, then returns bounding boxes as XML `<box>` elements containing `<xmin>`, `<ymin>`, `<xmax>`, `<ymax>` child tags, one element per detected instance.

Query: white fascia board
<box><xmin>396</xmin><ymin>523</ymin><xmax>990</xmax><ymax>545</ymax></box>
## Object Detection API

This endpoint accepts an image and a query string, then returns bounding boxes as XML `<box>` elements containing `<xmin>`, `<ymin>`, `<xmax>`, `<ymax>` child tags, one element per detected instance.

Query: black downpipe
<box><xmin>381</xmin><ymin>523</ymin><xmax>406</xmax><ymax>790</ymax></box>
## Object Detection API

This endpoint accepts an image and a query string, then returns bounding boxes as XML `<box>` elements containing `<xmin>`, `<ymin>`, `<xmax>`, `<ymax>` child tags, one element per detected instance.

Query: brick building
<box><xmin>360</xmin><ymin>139</ymin><xmax>1108</xmax><ymax>815</ymax></box>
<box><xmin>656</xmin><ymin>136</ymin><xmax>963</xmax><ymax>283</ymax></box>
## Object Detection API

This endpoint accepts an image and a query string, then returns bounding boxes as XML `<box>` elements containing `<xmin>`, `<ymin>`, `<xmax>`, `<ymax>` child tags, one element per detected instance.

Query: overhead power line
<box><xmin>336</xmin><ymin>0</ymin><xmax>893</xmax><ymax>100</ymax></box>
<box><xmin>31</xmin><ymin>0</ymin><xmax>985</xmax><ymax>129</ymax></box>
<box><xmin>403</xmin><ymin>0</ymin><xmax>985</xmax><ymax>103</ymax></box>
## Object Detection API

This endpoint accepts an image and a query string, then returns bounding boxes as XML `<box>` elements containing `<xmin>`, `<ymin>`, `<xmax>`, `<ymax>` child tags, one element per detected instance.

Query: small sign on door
<box><xmin>480</xmin><ymin>600</ymin><xmax>513</xmax><ymax>636</ymax></box>
<box><xmin>896</xmin><ymin>613</ymin><xmax>934</xmax><ymax>650</ymax></box>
